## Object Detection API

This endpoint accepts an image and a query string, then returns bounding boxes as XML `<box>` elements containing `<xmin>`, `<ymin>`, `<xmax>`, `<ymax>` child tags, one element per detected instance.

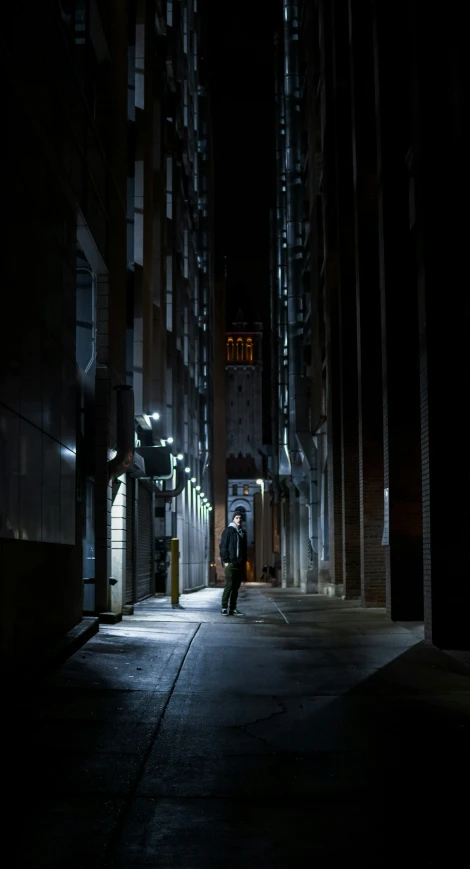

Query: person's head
<box><xmin>232</xmin><ymin>511</ymin><xmax>243</xmax><ymax>527</ymax></box>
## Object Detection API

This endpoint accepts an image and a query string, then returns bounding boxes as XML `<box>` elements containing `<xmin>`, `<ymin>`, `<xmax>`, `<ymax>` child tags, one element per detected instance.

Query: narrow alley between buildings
<box><xmin>7</xmin><ymin>586</ymin><xmax>470</xmax><ymax>868</ymax></box>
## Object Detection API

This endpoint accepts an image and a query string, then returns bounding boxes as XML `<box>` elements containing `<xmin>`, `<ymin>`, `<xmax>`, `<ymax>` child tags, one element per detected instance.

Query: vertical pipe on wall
<box><xmin>283</xmin><ymin>0</ymin><xmax>304</xmax><ymax>463</ymax></box>
<box><xmin>269</xmin><ymin>206</ymin><xmax>280</xmax><ymax>504</ymax></box>
<box><xmin>274</xmin><ymin>33</ymin><xmax>290</xmax><ymax>478</ymax></box>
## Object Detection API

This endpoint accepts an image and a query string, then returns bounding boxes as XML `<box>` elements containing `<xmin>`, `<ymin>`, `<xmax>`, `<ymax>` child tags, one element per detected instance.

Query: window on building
<box><xmin>246</xmin><ymin>337</ymin><xmax>253</xmax><ymax>362</ymax></box>
<box><xmin>236</xmin><ymin>338</ymin><xmax>243</xmax><ymax>360</ymax></box>
<box><xmin>227</xmin><ymin>337</ymin><xmax>234</xmax><ymax>361</ymax></box>
<box><xmin>238</xmin><ymin>385</ymin><xmax>242</xmax><ymax>392</ymax></box>
<box><xmin>76</xmin><ymin>257</ymin><xmax>96</xmax><ymax>378</ymax></box>
<box><xmin>243</xmin><ymin>485</ymin><xmax>249</xmax><ymax>495</ymax></box>
<box><xmin>183</xmin><ymin>228</ymin><xmax>189</xmax><ymax>279</ymax></box>
<box><xmin>183</xmin><ymin>6</ymin><xmax>188</xmax><ymax>53</ymax></box>
<box><xmin>183</xmin><ymin>78</ymin><xmax>188</xmax><ymax>126</ymax></box>
<box><xmin>166</xmin><ymin>254</ymin><xmax>173</xmax><ymax>331</ymax></box>
<box><xmin>247</xmin><ymin>400</ymin><xmax>250</xmax><ymax>406</ymax></box>
<box><xmin>232</xmin><ymin>485</ymin><xmax>237</xmax><ymax>496</ymax></box>
<box><xmin>166</xmin><ymin>156</ymin><xmax>172</xmax><ymax>219</ymax></box>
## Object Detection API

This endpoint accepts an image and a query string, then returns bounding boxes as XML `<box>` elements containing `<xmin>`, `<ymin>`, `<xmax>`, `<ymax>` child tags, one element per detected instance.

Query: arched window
<box><xmin>227</xmin><ymin>337</ymin><xmax>234</xmax><ymax>361</ymax></box>
<box><xmin>246</xmin><ymin>337</ymin><xmax>253</xmax><ymax>362</ymax></box>
<box><xmin>236</xmin><ymin>337</ymin><xmax>243</xmax><ymax>361</ymax></box>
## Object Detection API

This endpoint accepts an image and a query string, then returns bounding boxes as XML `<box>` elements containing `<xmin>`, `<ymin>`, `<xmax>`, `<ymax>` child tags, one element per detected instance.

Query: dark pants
<box><xmin>222</xmin><ymin>564</ymin><xmax>244</xmax><ymax>611</ymax></box>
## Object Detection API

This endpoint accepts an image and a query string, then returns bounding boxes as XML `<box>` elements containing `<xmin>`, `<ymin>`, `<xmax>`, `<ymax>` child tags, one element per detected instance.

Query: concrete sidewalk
<box><xmin>7</xmin><ymin>586</ymin><xmax>470</xmax><ymax>868</ymax></box>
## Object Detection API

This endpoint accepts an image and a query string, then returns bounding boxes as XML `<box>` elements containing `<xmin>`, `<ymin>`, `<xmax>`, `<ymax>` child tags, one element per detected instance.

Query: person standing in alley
<box><xmin>219</xmin><ymin>510</ymin><xmax>247</xmax><ymax>615</ymax></box>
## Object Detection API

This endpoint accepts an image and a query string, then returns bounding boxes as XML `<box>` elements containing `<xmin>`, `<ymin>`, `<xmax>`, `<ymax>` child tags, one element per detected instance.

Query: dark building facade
<box><xmin>269</xmin><ymin>0</ymin><xmax>468</xmax><ymax>648</ymax></box>
<box><xmin>1</xmin><ymin>0</ymin><xmax>214</xmax><ymax>667</ymax></box>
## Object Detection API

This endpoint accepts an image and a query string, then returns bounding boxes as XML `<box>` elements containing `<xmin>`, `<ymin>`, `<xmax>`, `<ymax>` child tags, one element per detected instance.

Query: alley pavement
<box><xmin>7</xmin><ymin>585</ymin><xmax>470</xmax><ymax>868</ymax></box>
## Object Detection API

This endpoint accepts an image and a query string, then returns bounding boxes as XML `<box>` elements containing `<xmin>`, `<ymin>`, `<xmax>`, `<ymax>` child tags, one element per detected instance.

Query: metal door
<box><xmin>136</xmin><ymin>482</ymin><xmax>153</xmax><ymax>601</ymax></box>
<box><xmin>125</xmin><ymin>477</ymin><xmax>135</xmax><ymax>605</ymax></box>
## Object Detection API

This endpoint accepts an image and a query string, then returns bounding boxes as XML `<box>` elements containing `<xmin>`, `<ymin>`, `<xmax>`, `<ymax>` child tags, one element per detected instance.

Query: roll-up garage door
<box><xmin>125</xmin><ymin>477</ymin><xmax>135</xmax><ymax>605</ymax></box>
<box><xmin>136</xmin><ymin>482</ymin><xmax>153</xmax><ymax>601</ymax></box>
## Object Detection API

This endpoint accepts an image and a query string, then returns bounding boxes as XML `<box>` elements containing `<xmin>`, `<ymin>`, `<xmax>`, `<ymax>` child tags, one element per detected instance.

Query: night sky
<box><xmin>203</xmin><ymin>2</ymin><xmax>279</xmax><ymax>444</ymax></box>
<box><xmin>203</xmin><ymin>1</ymin><xmax>279</xmax><ymax>328</ymax></box>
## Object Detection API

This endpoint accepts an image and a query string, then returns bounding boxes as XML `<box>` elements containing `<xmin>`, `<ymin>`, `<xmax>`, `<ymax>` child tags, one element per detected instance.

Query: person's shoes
<box><xmin>221</xmin><ymin>608</ymin><xmax>229</xmax><ymax>615</ymax></box>
<box><xmin>230</xmin><ymin>609</ymin><xmax>244</xmax><ymax>616</ymax></box>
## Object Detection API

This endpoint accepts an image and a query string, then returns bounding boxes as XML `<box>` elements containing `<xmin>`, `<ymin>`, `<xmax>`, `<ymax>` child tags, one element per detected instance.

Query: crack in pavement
<box><xmin>229</xmin><ymin>700</ymin><xmax>287</xmax><ymax>746</ymax></box>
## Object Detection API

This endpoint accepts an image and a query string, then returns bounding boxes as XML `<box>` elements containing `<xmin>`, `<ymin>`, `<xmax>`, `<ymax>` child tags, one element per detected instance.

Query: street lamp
<box><xmin>256</xmin><ymin>478</ymin><xmax>264</xmax><ymax>581</ymax></box>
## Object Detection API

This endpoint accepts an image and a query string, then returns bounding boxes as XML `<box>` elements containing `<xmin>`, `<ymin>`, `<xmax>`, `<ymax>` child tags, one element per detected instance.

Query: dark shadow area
<box><xmin>5</xmin><ymin>600</ymin><xmax>470</xmax><ymax>868</ymax></box>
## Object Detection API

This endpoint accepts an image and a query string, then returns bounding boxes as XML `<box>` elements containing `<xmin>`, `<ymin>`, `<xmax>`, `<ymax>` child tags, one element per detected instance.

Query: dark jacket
<box><xmin>219</xmin><ymin>522</ymin><xmax>247</xmax><ymax>567</ymax></box>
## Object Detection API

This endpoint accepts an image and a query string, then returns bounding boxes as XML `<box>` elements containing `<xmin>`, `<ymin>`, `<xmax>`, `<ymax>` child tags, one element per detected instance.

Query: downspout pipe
<box><xmin>283</xmin><ymin>0</ymin><xmax>305</xmax><ymax>488</ymax></box>
<box><xmin>269</xmin><ymin>205</ymin><xmax>280</xmax><ymax>502</ymax></box>
<box><xmin>108</xmin><ymin>385</ymin><xmax>135</xmax><ymax>480</ymax></box>
<box><xmin>272</xmin><ymin>34</ymin><xmax>281</xmax><ymax>496</ymax></box>
<box><xmin>275</xmin><ymin>31</ymin><xmax>290</xmax><ymax>478</ymax></box>
<box><xmin>154</xmin><ymin>463</ymin><xmax>187</xmax><ymax>499</ymax></box>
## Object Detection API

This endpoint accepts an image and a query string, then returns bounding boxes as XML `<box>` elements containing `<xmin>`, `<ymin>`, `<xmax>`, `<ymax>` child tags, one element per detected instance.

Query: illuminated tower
<box><xmin>226</xmin><ymin>311</ymin><xmax>263</xmax><ymax>466</ymax></box>
<box><xmin>225</xmin><ymin>311</ymin><xmax>263</xmax><ymax>570</ymax></box>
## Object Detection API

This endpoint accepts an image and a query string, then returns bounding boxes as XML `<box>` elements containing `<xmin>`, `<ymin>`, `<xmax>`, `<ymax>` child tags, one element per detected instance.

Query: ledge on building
<box><xmin>98</xmin><ymin>612</ymin><xmax>123</xmax><ymax>625</ymax></box>
<box><xmin>28</xmin><ymin>616</ymin><xmax>100</xmax><ymax>683</ymax></box>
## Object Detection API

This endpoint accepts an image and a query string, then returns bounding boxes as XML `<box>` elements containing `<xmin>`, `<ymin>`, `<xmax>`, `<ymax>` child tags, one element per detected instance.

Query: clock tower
<box><xmin>225</xmin><ymin>311</ymin><xmax>263</xmax><ymax>575</ymax></box>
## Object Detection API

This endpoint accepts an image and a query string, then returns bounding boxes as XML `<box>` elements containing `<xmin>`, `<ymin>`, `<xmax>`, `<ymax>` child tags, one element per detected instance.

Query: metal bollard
<box><xmin>170</xmin><ymin>538</ymin><xmax>179</xmax><ymax>606</ymax></box>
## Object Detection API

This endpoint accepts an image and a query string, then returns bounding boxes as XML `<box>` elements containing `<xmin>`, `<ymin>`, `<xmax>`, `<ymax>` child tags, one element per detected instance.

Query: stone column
<box><xmin>332</xmin><ymin>0</ymin><xmax>361</xmax><ymax>599</ymax></box>
<box><xmin>373</xmin><ymin>1</ymin><xmax>423</xmax><ymax>620</ymax></box>
<box><xmin>349</xmin><ymin>1</ymin><xmax>385</xmax><ymax>606</ymax></box>
<box><xmin>409</xmin><ymin>3</ymin><xmax>469</xmax><ymax>647</ymax></box>
<box><xmin>94</xmin><ymin>274</ymin><xmax>112</xmax><ymax>615</ymax></box>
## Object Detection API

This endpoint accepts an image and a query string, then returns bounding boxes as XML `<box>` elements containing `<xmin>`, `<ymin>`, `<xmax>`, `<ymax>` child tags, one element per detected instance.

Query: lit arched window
<box><xmin>246</xmin><ymin>338</ymin><xmax>253</xmax><ymax>362</ymax></box>
<box><xmin>236</xmin><ymin>338</ymin><xmax>243</xmax><ymax>361</ymax></box>
<box><xmin>227</xmin><ymin>337</ymin><xmax>234</xmax><ymax>361</ymax></box>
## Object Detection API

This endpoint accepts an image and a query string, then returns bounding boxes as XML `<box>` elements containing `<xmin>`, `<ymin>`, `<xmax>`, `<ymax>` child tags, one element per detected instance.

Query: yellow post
<box><xmin>170</xmin><ymin>538</ymin><xmax>179</xmax><ymax>606</ymax></box>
